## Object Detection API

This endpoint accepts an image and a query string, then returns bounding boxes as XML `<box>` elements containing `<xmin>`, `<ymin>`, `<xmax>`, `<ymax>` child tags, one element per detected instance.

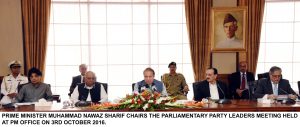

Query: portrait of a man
<box><xmin>211</xmin><ymin>7</ymin><xmax>247</xmax><ymax>51</ymax></box>
<box><xmin>216</xmin><ymin>13</ymin><xmax>242</xmax><ymax>48</ymax></box>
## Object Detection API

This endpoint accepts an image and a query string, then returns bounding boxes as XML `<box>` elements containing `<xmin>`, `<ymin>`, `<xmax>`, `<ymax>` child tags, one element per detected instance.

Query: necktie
<box><xmin>240</xmin><ymin>73</ymin><xmax>246</xmax><ymax>90</ymax></box>
<box><xmin>273</xmin><ymin>84</ymin><xmax>278</xmax><ymax>96</ymax></box>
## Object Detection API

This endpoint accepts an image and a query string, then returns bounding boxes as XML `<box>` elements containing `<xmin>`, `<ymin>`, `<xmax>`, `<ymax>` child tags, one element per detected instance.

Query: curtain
<box><xmin>21</xmin><ymin>0</ymin><xmax>51</xmax><ymax>79</ymax></box>
<box><xmin>238</xmin><ymin>0</ymin><xmax>265</xmax><ymax>74</ymax></box>
<box><xmin>185</xmin><ymin>0</ymin><xmax>212</xmax><ymax>81</ymax></box>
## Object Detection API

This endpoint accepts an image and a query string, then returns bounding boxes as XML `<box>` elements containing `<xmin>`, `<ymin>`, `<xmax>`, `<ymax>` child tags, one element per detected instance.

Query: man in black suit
<box><xmin>68</xmin><ymin>64</ymin><xmax>88</xmax><ymax>96</ymax></box>
<box><xmin>193</xmin><ymin>68</ymin><xmax>230</xmax><ymax>101</ymax></box>
<box><xmin>254</xmin><ymin>66</ymin><xmax>297</xmax><ymax>100</ymax></box>
<box><xmin>228</xmin><ymin>61</ymin><xmax>255</xmax><ymax>99</ymax></box>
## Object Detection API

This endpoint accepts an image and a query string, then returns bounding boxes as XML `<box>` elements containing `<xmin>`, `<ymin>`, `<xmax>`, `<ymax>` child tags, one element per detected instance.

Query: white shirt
<box><xmin>81</xmin><ymin>75</ymin><xmax>84</xmax><ymax>83</ymax></box>
<box><xmin>1</xmin><ymin>74</ymin><xmax>28</xmax><ymax>104</ymax></box>
<box><xmin>271</xmin><ymin>82</ymin><xmax>278</xmax><ymax>95</ymax></box>
<box><xmin>262</xmin><ymin>81</ymin><xmax>278</xmax><ymax>99</ymax></box>
<box><xmin>71</xmin><ymin>83</ymin><xmax>108</xmax><ymax>103</ymax></box>
<box><xmin>209</xmin><ymin>83</ymin><xmax>219</xmax><ymax>100</ymax></box>
<box><xmin>216</xmin><ymin>36</ymin><xmax>243</xmax><ymax>49</ymax></box>
<box><xmin>1</xmin><ymin>74</ymin><xmax>28</xmax><ymax>96</ymax></box>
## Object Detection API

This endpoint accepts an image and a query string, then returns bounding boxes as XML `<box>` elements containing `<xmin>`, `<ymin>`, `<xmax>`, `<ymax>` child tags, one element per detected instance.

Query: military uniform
<box><xmin>0</xmin><ymin>60</ymin><xmax>28</xmax><ymax>104</ymax></box>
<box><xmin>1</xmin><ymin>74</ymin><xmax>28</xmax><ymax>94</ymax></box>
<box><xmin>162</xmin><ymin>73</ymin><xmax>188</xmax><ymax>100</ymax></box>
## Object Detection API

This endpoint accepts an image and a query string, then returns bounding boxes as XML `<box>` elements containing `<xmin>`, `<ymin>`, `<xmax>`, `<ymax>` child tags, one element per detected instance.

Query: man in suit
<box><xmin>68</xmin><ymin>64</ymin><xmax>87</xmax><ymax>96</ymax></box>
<box><xmin>71</xmin><ymin>71</ymin><xmax>107</xmax><ymax>103</ymax></box>
<box><xmin>193</xmin><ymin>68</ymin><xmax>230</xmax><ymax>101</ymax></box>
<box><xmin>254</xmin><ymin>66</ymin><xmax>297</xmax><ymax>100</ymax></box>
<box><xmin>133</xmin><ymin>67</ymin><xmax>168</xmax><ymax>97</ymax></box>
<box><xmin>228</xmin><ymin>61</ymin><xmax>255</xmax><ymax>99</ymax></box>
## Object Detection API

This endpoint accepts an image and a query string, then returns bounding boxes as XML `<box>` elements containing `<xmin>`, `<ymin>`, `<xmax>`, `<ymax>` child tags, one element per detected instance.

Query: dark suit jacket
<box><xmin>254</xmin><ymin>78</ymin><xmax>296</xmax><ymax>98</ymax></box>
<box><xmin>68</xmin><ymin>75</ymin><xmax>82</xmax><ymax>96</ymax></box>
<box><xmin>228</xmin><ymin>71</ymin><xmax>255</xmax><ymax>99</ymax></box>
<box><xmin>193</xmin><ymin>80</ymin><xmax>230</xmax><ymax>101</ymax></box>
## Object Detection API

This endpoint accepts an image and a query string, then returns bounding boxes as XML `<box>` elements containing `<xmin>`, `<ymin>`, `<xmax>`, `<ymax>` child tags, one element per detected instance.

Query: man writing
<box><xmin>254</xmin><ymin>66</ymin><xmax>297</xmax><ymax>100</ymax></box>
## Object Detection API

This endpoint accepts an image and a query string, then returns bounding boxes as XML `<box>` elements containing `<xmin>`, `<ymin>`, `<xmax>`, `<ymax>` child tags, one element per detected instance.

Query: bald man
<box><xmin>71</xmin><ymin>71</ymin><xmax>107</xmax><ymax>103</ymax></box>
<box><xmin>228</xmin><ymin>61</ymin><xmax>255</xmax><ymax>99</ymax></box>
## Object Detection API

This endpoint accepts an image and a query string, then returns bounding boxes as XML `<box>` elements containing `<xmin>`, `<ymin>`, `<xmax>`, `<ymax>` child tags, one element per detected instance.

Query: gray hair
<box><xmin>269</xmin><ymin>66</ymin><xmax>282</xmax><ymax>74</ymax></box>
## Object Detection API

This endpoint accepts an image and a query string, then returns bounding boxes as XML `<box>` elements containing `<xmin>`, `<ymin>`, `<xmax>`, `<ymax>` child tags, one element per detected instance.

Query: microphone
<box><xmin>216</xmin><ymin>83</ymin><xmax>231</xmax><ymax>104</ymax></box>
<box><xmin>278</xmin><ymin>88</ymin><xmax>296</xmax><ymax>104</ymax></box>
<box><xmin>141</xmin><ymin>86</ymin><xmax>146</xmax><ymax>92</ymax></box>
<box><xmin>151</xmin><ymin>85</ymin><xmax>157</xmax><ymax>92</ymax></box>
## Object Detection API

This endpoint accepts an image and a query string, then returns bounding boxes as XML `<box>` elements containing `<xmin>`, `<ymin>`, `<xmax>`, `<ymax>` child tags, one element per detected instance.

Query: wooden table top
<box><xmin>1</xmin><ymin>100</ymin><xmax>300</xmax><ymax>112</ymax></box>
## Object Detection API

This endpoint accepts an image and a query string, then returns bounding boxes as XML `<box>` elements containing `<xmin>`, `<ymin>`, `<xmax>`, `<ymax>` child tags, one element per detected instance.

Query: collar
<box><xmin>84</xmin><ymin>84</ymin><xmax>95</xmax><ymax>89</ymax></box>
<box><xmin>31</xmin><ymin>83</ymin><xmax>41</xmax><ymax>88</ymax></box>
<box><xmin>240</xmin><ymin>72</ymin><xmax>246</xmax><ymax>75</ymax></box>
<box><xmin>168</xmin><ymin>73</ymin><xmax>178</xmax><ymax>76</ymax></box>
<box><xmin>227</xmin><ymin>36</ymin><xmax>237</xmax><ymax>41</ymax></box>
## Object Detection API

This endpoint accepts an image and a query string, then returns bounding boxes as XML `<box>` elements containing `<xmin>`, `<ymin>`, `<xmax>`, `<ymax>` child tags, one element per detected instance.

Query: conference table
<box><xmin>1</xmin><ymin>100</ymin><xmax>300</xmax><ymax>112</ymax></box>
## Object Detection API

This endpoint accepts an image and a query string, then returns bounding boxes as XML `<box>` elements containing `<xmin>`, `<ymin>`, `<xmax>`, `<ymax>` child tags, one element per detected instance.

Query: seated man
<box><xmin>193</xmin><ymin>68</ymin><xmax>230</xmax><ymax>101</ymax></box>
<box><xmin>162</xmin><ymin>62</ymin><xmax>189</xmax><ymax>99</ymax></box>
<box><xmin>68</xmin><ymin>64</ymin><xmax>88</xmax><ymax>96</ymax></box>
<box><xmin>134</xmin><ymin>67</ymin><xmax>168</xmax><ymax>96</ymax></box>
<box><xmin>228</xmin><ymin>61</ymin><xmax>255</xmax><ymax>99</ymax></box>
<box><xmin>1</xmin><ymin>60</ymin><xmax>28</xmax><ymax>104</ymax></box>
<box><xmin>71</xmin><ymin>71</ymin><xmax>107</xmax><ymax>103</ymax></box>
<box><xmin>17</xmin><ymin>67</ymin><xmax>52</xmax><ymax>102</ymax></box>
<box><xmin>254</xmin><ymin>66</ymin><xmax>297</xmax><ymax>100</ymax></box>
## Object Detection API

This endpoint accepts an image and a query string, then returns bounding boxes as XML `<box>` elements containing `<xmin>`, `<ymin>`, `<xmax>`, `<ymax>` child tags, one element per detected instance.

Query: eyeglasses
<box><xmin>271</xmin><ymin>75</ymin><xmax>281</xmax><ymax>78</ymax></box>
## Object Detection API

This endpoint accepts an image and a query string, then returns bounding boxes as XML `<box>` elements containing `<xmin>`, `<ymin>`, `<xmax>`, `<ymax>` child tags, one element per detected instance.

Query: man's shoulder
<box><xmin>258</xmin><ymin>78</ymin><xmax>269</xmax><ymax>84</ymax></box>
<box><xmin>246</xmin><ymin>71</ymin><xmax>254</xmax><ymax>75</ymax></box>
<box><xmin>280</xmin><ymin>79</ymin><xmax>290</xmax><ymax>84</ymax></box>
<box><xmin>176</xmin><ymin>73</ymin><xmax>185</xmax><ymax>77</ymax></box>
<box><xmin>193</xmin><ymin>80</ymin><xmax>208</xmax><ymax>86</ymax></box>
<box><xmin>73</xmin><ymin>75</ymin><xmax>81</xmax><ymax>78</ymax></box>
<box><xmin>230</xmin><ymin>72</ymin><xmax>240</xmax><ymax>76</ymax></box>
<box><xmin>154</xmin><ymin>79</ymin><xmax>163</xmax><ymax>84</ymax></box>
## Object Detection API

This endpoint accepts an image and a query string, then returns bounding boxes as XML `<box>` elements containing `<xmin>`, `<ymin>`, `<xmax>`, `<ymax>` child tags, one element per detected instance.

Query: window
<box><xmin>45</xmin><ymin>0</ymin><xmax>193</xmax><ymax>101</ymax></box>
<box><xmin>256</xmin><ymin>0</ymin><xmax>300</xmax><ymax>90</ymax></box>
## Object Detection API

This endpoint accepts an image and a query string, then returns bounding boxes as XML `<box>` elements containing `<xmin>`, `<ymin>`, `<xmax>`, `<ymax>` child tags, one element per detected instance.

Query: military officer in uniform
<box><xmin>1</xmin><ymin>60</ymin><xmax>28</xmax><ymax>104</ymax></box>
<box><xmin>162</xmin><ymin>62</ymin><xmax>189</xmax><ymax>99</ymax></box>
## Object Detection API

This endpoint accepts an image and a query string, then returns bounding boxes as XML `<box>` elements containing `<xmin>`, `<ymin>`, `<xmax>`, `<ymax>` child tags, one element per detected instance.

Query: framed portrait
<box><xmin>211</xmin><ymin>7</ymin><xmax>247</xmax><ymax>51</ymax></box>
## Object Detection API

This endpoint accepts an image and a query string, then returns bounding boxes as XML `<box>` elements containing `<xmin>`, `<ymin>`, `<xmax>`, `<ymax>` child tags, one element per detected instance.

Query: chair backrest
<box><xmin>192</xmin><ymin>82</ymin><xmax>200</xmax><ymax>101</ymax></box>
<box><xmin>257</xmin><ymin>72</ymin><xmax>269</xmax><ymax>80</ymax></box>
<box><xmin>132</xmin><ymin>83</ymin><xmax>136</xmax><ymax>91</ymax></box>
<box><xmin>298</xmin><ymin>81</ymin><xmax>300</xmax><ymax>95</ymax></box>
<box><xmin>247</xmin><ymin>80</ymin><xmax>258</xmax><ymax>100</ymax></box>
